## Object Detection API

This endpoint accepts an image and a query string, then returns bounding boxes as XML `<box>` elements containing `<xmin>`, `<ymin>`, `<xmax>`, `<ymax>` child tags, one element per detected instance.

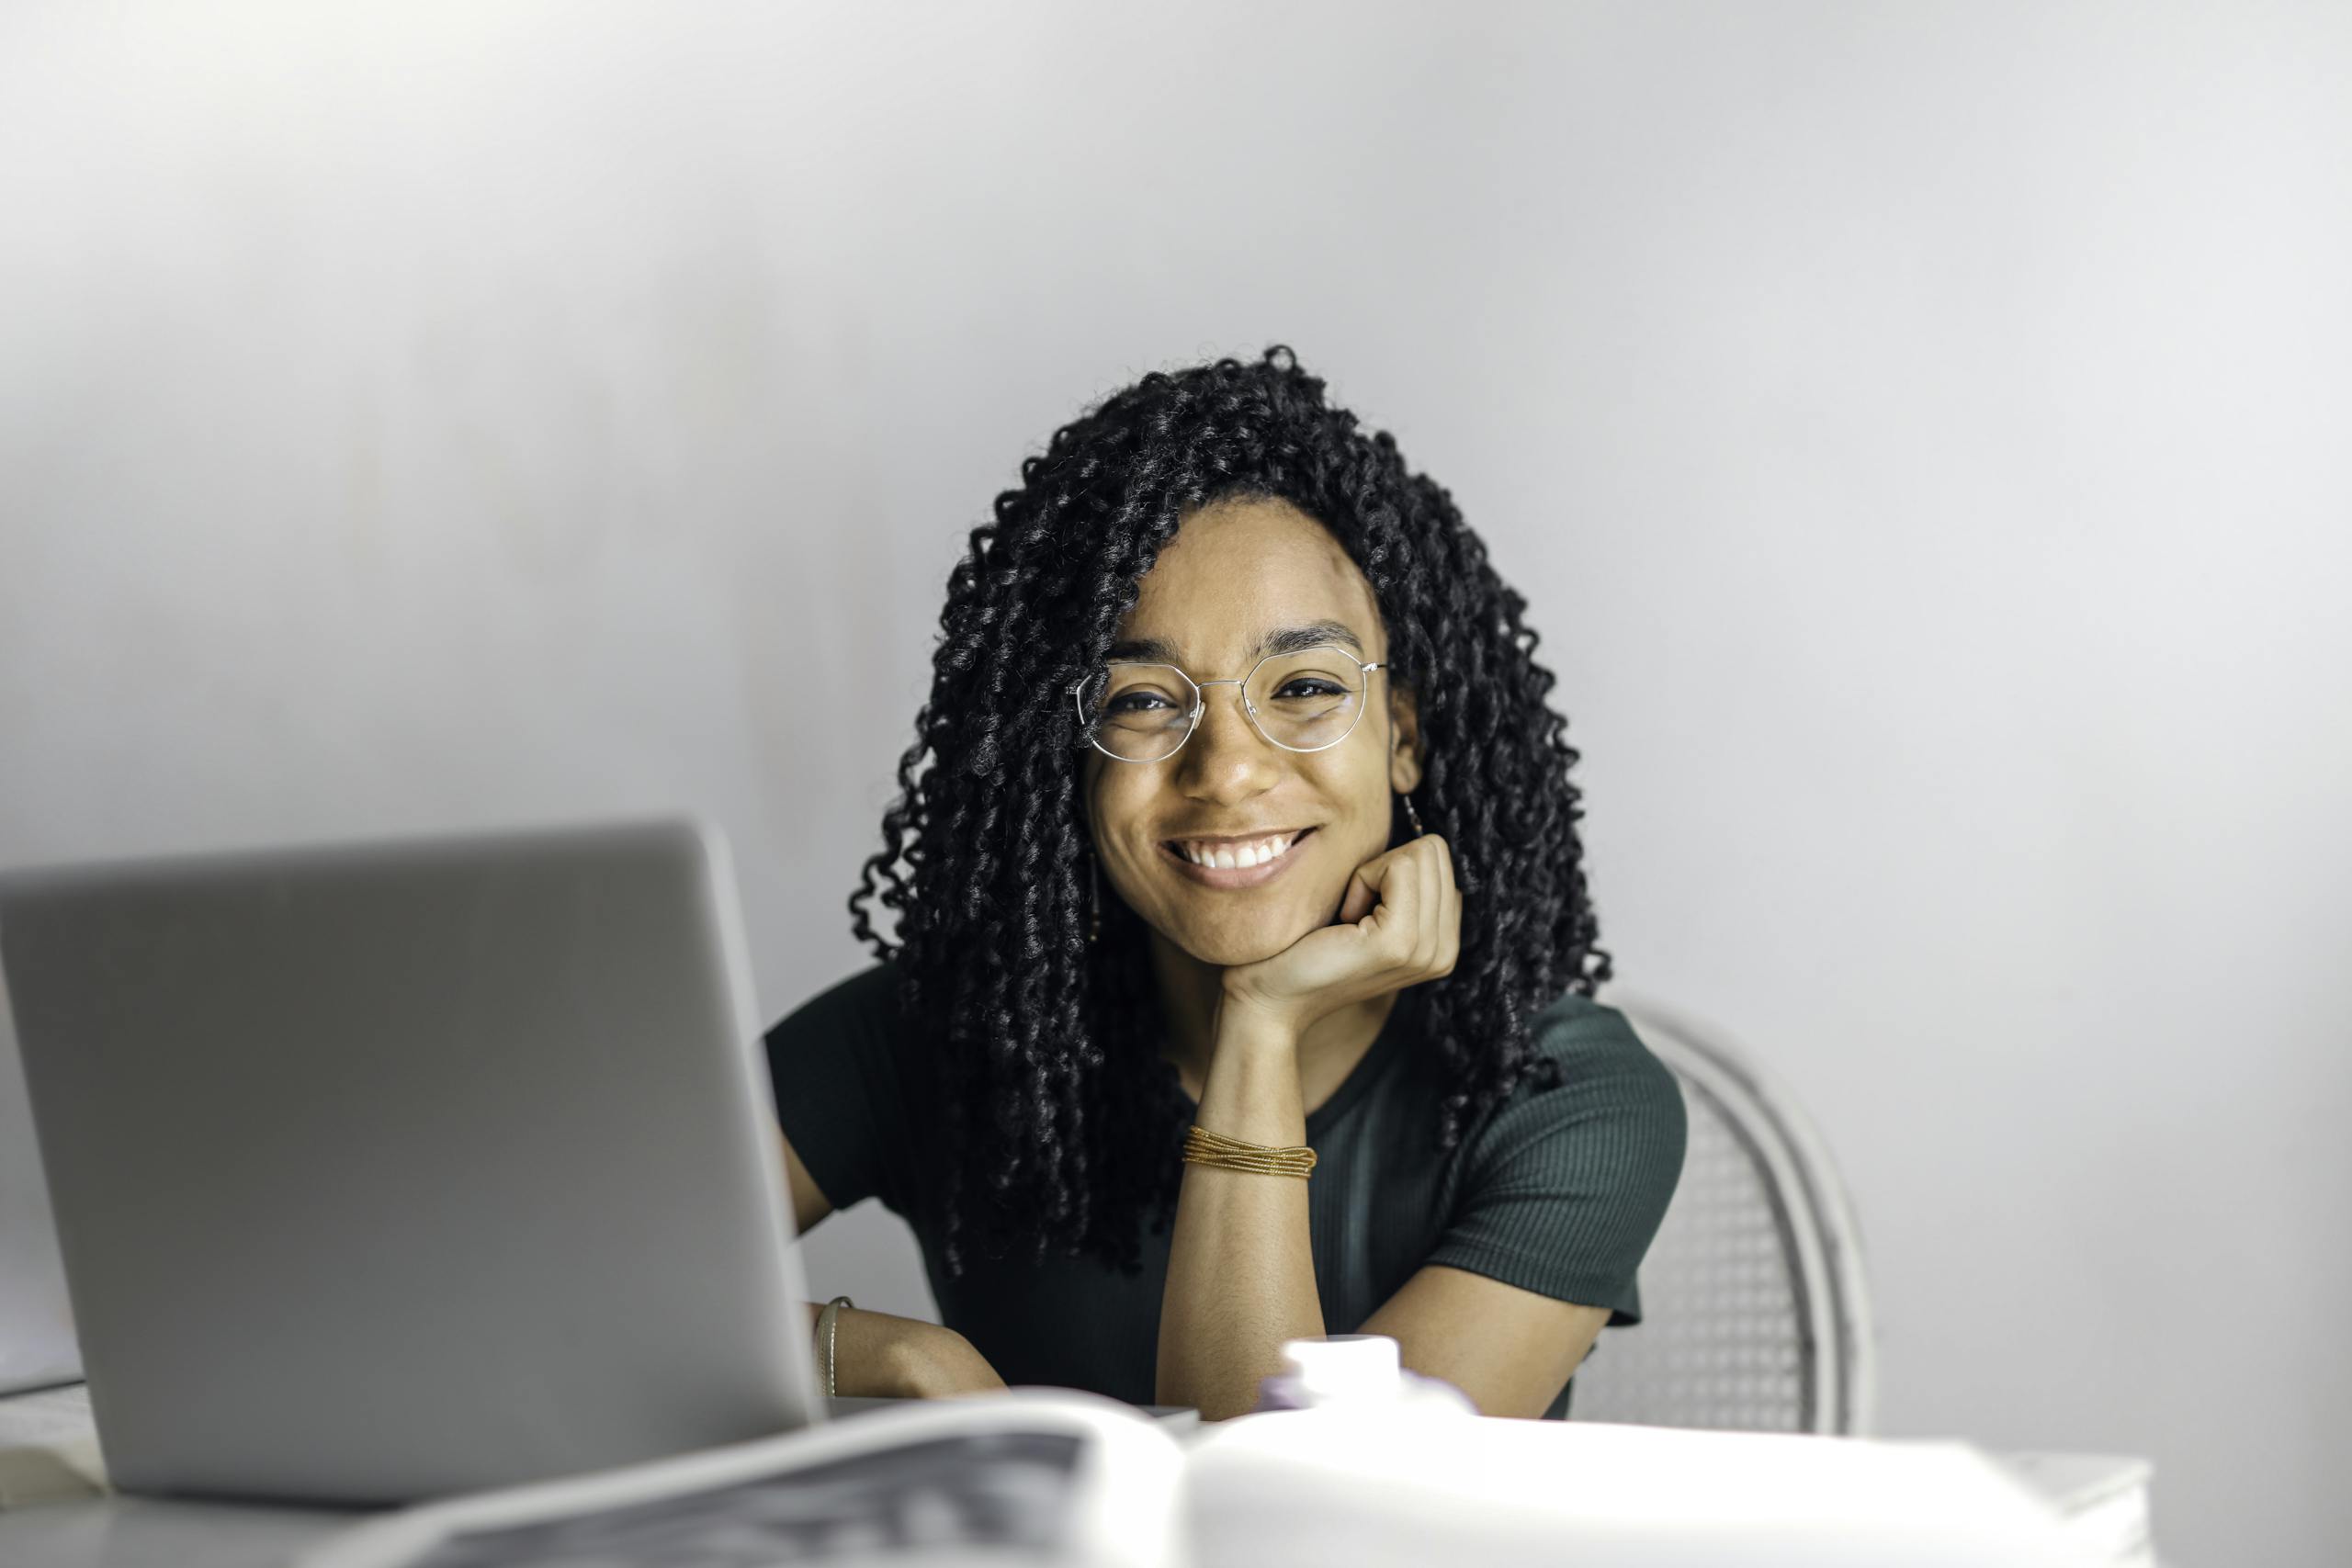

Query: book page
<box><xmin>410</xmin><ymin>1430</ymin><xmax>1086</xmax><ymax>1567</ymax></box>
<box><xmin>300</xmin><ymin>1389</ymin><xmax>1184</xmax><ymax>1568</ymax></box>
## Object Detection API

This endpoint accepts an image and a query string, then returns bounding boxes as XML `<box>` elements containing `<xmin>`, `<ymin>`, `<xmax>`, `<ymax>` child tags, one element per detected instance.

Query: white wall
<box><xmin>4</xmin><ymin>5</ymin><xmax>2346</xmax><ymax>1562</ymax></box>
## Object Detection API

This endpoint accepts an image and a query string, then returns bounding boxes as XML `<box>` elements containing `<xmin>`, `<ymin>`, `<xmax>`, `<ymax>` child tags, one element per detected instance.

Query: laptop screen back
<box><xmin>0</xmin><ymin>816</ymin><xmax>820</xmax><ymax>1503</ymax></box>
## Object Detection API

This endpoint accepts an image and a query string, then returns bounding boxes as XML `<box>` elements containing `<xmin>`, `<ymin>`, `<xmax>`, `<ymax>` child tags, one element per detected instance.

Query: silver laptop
<box><xmin>0</xmin><ymin>963</ymin><xmax>82</xmax><ymax>1396</ymax></box>
<box><xmin>0</xmin><ymin>815</ymin><xmax>826</xmax><ymax>1504</ymax></box>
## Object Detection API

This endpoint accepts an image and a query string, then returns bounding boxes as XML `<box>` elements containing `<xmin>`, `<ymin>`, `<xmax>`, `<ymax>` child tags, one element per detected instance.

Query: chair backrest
<box><xmin>1567</xmin><ymin>991</ymin><xmax>1876</xmax><ymax>1435</ymax></box>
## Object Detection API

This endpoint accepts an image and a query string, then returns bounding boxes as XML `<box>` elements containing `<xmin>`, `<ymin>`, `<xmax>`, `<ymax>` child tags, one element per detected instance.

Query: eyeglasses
<box><xmin>1069</xmin><ymin>641</ymin><xmax>1391</xmax><ymax>764</ymax></box>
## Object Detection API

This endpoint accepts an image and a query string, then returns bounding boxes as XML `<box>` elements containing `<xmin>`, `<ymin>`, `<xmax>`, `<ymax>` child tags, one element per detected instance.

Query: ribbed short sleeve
<box><xmin>1422</xmin><ymin>995</ymin><xmax>1688</xmax><ymax>1325</ymax></box>
<box><xmin>759</xmin><ymin>962</ymin><xmax>909</xmax><ymax>1219</ymax></box>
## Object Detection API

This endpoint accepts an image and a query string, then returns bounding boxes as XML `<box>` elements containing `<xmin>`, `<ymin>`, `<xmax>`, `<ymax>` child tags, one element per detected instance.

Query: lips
<box><xmin>1157</xmin><ymin>827</ymin><xmax>1317</xmax><ymax>889</ymax></box>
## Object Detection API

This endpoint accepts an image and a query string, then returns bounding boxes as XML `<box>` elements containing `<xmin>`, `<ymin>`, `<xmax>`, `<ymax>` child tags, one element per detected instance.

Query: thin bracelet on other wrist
<box><xmin>815</xmin><ymin>1294</ymin><xmax>854</xmax><ymax>1397</ymax></box>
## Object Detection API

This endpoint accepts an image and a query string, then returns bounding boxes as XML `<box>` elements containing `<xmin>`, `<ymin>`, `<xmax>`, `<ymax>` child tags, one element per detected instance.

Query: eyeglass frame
<box><xmin>1068</xmin><ymin>642</ymin><xmax>1393</xmax><ymax>763</ymax></box>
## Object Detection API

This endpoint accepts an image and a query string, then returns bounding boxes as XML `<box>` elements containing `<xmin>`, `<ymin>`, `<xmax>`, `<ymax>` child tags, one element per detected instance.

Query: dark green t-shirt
<box><xmin>763</xmin><ymin>962</ymin><xmax>1687</xmax><ymax>1420</ymax></box>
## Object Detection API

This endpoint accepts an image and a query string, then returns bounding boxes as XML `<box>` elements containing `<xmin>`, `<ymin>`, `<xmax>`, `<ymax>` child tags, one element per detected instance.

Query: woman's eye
<box><xmin>1274</xmin><ymin>680</ymin><xmax>1343</xmax><ymax>700</ymax></box>
<box><xmin>1106</xmin><ymin>692</ymin><xmax>1173</xmax><ymax>714</ymax></box>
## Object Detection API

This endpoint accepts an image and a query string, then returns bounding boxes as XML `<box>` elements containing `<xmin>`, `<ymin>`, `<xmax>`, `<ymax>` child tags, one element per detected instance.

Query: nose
<box><xmin>1172</xmin><ymin>679</ymin><xmax>1278</xmax><ymax>801</ymax></box>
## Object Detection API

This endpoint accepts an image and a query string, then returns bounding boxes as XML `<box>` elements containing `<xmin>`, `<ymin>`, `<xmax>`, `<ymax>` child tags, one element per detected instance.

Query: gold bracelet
<box><xmin>1182</xmin><ymin>1122</ymin><xmax>1317</xmax><ymax>1179</ymax></box>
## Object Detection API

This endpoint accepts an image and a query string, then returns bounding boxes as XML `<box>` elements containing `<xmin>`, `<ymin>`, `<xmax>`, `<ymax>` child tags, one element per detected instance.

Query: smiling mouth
<box><xmin>1157</xmin><ymin>827</ymin><xmax>1316</xmax><ymax>887</ymax></box>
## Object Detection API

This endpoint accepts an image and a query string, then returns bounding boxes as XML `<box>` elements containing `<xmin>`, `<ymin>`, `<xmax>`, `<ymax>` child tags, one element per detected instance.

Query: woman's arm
<box><xmin>1153</xmin><ymin>1002</ymin><xmax>1325</xmax><ymax>1420</ymax></box>
<box><xmin>783</xmin><ymin>1129</ymin><xmax>1005</xmax><ymax>1398</ymax></box>
<box><xmin>1356</xmin><ymin>1267</ymin><xmax>1609</xmax><ymax>1417</ymax></box>
<box><xmin>1156</xmin><ymin>833</ymin><xmax>1461</xmax><ymax>1420</ymax></box>
<box><xmin>800</xmin><ymin>1301</ymin><xmax>1007</xmax><ymax>1399</ymax></box>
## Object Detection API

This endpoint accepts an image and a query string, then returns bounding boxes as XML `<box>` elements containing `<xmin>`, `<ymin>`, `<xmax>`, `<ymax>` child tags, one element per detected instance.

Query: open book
<box><xmin>288</xmin><ymin>1384</ymin><xmax>2125</xmax><ymax>1568</ymax></box>
<box><xmin>294</xmin><ymin>1390</ymin><xmax>1179</xmax><ymax>1568</ymax></box>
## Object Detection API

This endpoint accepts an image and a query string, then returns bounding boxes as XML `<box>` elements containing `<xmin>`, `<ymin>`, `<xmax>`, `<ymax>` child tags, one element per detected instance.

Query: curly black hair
<box><xmin>847</xmin><ymin>345</ymin><xmax>1611</xmax><ymax>1280</ymax></box>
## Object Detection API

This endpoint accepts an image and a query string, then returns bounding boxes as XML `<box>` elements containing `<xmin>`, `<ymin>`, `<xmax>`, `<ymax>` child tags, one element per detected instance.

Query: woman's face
<box><xmin>1080</xmin><ymin>496</ymin><xmax>1421</xmax><ymax>968</ymax></box>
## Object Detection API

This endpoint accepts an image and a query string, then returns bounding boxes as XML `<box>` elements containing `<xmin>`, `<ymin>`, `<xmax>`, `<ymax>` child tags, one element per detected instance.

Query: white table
<box><xmin>0</xmin><ymin>1382</ymin><xmax>2155</xmax><ymax>1567</ymax></box>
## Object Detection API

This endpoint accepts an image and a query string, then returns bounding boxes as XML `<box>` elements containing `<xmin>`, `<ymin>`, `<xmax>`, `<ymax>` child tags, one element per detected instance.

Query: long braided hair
<box><xmin>847</xmin><ymin>345</ymin><xmax>1611</xmax><ymax>1279</ymax></box>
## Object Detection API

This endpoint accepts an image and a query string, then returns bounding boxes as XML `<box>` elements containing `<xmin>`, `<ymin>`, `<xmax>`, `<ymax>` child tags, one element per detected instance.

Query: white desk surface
<box><xmin>0</xmin><ymin>1492</ymin><xmax>356</xmax><ymax>1568</ymax></box>
<box><xmin>0</xmin><ymin>1386</ymin><xmax>1197</xmax><ymax>1568</ymax></box>
<box><xmin>0</xmin><ymin>1382</ymin><xmax>2156</xmax><ymax>1568</ymax></box>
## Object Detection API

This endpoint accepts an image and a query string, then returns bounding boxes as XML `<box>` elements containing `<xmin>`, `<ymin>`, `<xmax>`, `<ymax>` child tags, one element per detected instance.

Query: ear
<box><xmin>1386</xmin><ymin>682</ymin><xmax>1425</xmax><ymax>795</ymax></box>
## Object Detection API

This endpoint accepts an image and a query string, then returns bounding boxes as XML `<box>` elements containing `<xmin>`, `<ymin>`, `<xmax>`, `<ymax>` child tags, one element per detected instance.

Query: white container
<box><xmin>1254</xmin><ymin>1334</ymin><xmax>1478</xmax><ymax>1416</ymax></box>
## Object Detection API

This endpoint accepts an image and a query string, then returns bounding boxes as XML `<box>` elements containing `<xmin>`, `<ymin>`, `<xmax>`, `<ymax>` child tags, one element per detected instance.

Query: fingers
<box><xmin>1427</xmin><ymin>834</ymin><xmax>1459</xmax><ymax>977</ymax></box>
<box><xmin>1342</xmin><ymin>836</ymin><xmax>1422</xmax><ymax>922</ymax></box>
<box><xmin>1343</xmin><ymin>835</ymin><xmax>1460</xmax><ymax>984</ymax></box>
<box><xmin>1407</xmin><ymin>835</ymin><xmax>1459</xmax><ymax>980</ymax></box>
<box><xmin>1385</xmin><ymin>837</ymin><xmax>1458</xmax><ymax>980</ymax></box>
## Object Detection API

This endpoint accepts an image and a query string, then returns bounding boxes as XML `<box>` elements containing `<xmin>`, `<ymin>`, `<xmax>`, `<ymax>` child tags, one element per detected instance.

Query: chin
<box><xmin>1176</xmin><ymin>916</ymin><xmax>1317</xmax><ymax>969</ymax></box>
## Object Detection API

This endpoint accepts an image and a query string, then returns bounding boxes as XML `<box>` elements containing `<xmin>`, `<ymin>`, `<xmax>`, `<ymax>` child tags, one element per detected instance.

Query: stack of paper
<box><xmin>1995</xmin><ymin>1450</ymin><xmax>2155</xmax><ymax>1568</ymax></box>
<box><xmin>0</xmin><ymin>1382</ymin><xmax>105</xmax><ymax>1509</ymax></box>
<box><xmin>1184</xmin><ymin>1410</ymin><xmax>2116</xmax><ymax>1568</ymax></box>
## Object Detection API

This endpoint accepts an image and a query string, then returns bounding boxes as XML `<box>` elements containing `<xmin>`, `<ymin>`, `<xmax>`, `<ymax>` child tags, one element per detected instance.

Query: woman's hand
<box><xmin>891</xmin><ymin>1322</ymin><xmax>1010</xmax><ymax>1400</ymax></box>
<box><xmin>813</xmin><ymin>1304</ymin><xmax>1008</xmax><ymax>1400</ymax></box>
<box><xmin>1218</xmin><ymin>831</ymin><xmax>1461</xmax><ymax>1039</ymax></box>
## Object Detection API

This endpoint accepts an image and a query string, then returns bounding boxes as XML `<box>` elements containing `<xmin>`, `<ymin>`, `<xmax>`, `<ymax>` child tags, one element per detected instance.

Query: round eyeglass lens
<box><xmin>1078</xmin><ymin>645</ymin><xmax>1365</xmax><ymax>761</ymax></box>
<box><xmin>1078</xmin><ymin>663</ymin><xmax>1193</xmax><ymax>761</ymax></box>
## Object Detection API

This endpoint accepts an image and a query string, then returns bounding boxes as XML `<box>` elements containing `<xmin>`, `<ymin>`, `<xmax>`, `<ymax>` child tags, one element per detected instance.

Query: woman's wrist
<box><xmin>895</xmin><ymin>1322</ymin><xmax>1006</xmax><ymax>1398</ymax></box>
<box><xmin>805</xmin><ymin>1303</ymin><xmax>1001</xmax><ymax>1399</ymax></box>
<box><xmin>1211</xmin><ymin>991</ymin><xmax>1305</xmax><ymax>1056</ymax></box>
<box><xmin>803</xmin><ymin>1302</ymin><xmax>892</xmax><ymax>1397</ymax></box>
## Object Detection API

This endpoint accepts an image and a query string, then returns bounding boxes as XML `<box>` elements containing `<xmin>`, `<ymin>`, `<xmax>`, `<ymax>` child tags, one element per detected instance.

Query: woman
<box><xmin>768</xmin><ymin>346</ymin><xmax>1685</xmax><ymax>1422</ymax></box>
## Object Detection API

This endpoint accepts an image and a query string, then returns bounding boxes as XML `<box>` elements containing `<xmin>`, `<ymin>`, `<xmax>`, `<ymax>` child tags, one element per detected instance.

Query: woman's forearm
<box><xmin>803</xmin><ymin>1303</ymin><xmax>1005</xmax><ymax>1399</ymax></box>
<box><xmin>1154</xmin><ymin>1005</ymin><xmax>1326</xmax><ymax>1419</ymax></box>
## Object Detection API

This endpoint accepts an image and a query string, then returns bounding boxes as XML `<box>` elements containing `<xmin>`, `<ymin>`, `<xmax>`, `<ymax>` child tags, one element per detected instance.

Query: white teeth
<box><xmin>1178</xmin><ymin>832</ymin><xmax>1297</xmax><ymax>869</ymax></box>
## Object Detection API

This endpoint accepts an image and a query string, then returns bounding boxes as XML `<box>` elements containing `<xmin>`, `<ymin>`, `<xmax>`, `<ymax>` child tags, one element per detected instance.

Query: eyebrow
<box><xmin>1104</xmin><ymin>620</ymin><xmax>1366</xmax><ymax>667</ymax></box>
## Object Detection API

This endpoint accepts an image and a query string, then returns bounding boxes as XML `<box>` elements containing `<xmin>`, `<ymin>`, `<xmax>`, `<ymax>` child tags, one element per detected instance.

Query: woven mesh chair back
<box><xmin>1567</xmin><ymin>994</ymin><xmax>1875</xmax><ymax>1436</ymax></box>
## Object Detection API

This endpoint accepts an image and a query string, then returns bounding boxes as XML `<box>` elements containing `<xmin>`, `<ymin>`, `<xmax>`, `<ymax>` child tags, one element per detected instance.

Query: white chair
<box><xmin>1567</xmin><ymin>991</ymin><xmax>1877</xmax><ymax>1436</ymax></box>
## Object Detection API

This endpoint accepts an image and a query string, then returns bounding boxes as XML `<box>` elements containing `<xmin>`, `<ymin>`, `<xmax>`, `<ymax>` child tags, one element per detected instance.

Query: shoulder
<box><xmin>764</xmin><ymin>958</ymin><xmax>901</xmax><ymax>1030</ymax></box>
<box><xmin>1464</xmin><ymin>989</ymin><xmax>1689</xmax><ymax>1184</ymax></box>
<box><xmin>1530</xmin><ymin>991</ymin><xmax>1679</xmax><ymax>1095</ymax></box>
<box><xmin>761</xmin><ymin>959</ymin><xmax>913</xmax><ymax>1073</ymax></box>
<box><xmin>761</xmin><ymin>960</ymin><xmax>922</xmax><ymax>1218</ymax></box>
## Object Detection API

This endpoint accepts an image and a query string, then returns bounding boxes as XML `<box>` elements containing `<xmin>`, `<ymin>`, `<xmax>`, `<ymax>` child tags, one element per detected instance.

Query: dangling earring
<box><xmin>1088</xmin><ymin>850</ymin><xmax>1101</xmax><ymax>943</ymax></box>
<box><xmin>1399</xmin><ymin>790</ymin><xmax>1426</xmax><ymax>838</ymax></box>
